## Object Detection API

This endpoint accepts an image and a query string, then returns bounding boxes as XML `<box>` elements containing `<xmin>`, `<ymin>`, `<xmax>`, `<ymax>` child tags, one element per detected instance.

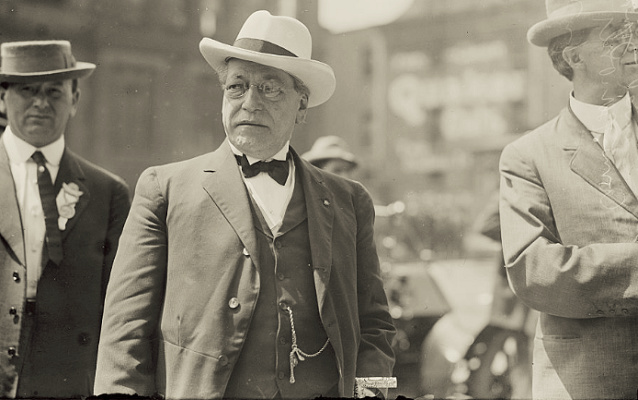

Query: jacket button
<box><xmin>7</xmin><ymin>346</ymin><xmax>16</xmax><ymax>357</ymax></box>
<box><xmin>219</xmin><ymin>355</ymin><xmax>229</xmax><ymax>366</ymax></box>
<box><xmin>228</xmin><ymin>297</ymin><xmax>240</xmax><ymax>309</ymax></box>
<box><xmin>242</xmin><ymin>248</ymin><xmax>250</xmax><ymax>257</ymax></box>
<box><xmin>12</xmin><ymin>272</ymin><xmax>20</xmax><ymax>282</ymax></box>
<box><xmin>9</xmin><ymin>307</ymin><xmax>17</xmax><ymax>315</ymax></box>
<box><xmin>77</xmin><ymin>333</ymin><xmax>91</xmax><ymax>345</ymax></box>
<box><xmin>323</xmin><ymin>199</ymin><xmax>330</xmax><ymax>206</ymax></box>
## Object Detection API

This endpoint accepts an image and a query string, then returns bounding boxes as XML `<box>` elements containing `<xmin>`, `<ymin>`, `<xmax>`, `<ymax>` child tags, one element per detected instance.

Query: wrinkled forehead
<box><xmin>225</xmin><ymin>58</ymin><xmax>293</xmax><ymax>83</ymax></box>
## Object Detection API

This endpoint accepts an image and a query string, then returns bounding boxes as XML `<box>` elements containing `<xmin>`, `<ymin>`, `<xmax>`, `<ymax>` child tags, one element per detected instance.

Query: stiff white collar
<box><xmin>2</xmin><ymin>125</ymin><xmax>65</xmax><ymax>166</ymax></box>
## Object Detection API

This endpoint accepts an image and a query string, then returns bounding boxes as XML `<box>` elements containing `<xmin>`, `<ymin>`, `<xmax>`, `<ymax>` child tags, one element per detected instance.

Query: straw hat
<box><xmin>0</xmin><ymin>40</ymin><xmax>95</xmax><ymax>83</ymax></box>
<box><xmin>528</xmin><ymin>0</ymin><xmax>638</xmax><ymax>47</ymax></box>
<box><xmin>302</xmin><ymin>136</ymin><xmax>357</xmax><ymax>167</ymax></box>
<box><xmin>199</xmin><ymin>10</ymin><xmax>336</xmax><ymax>108</ymax></box>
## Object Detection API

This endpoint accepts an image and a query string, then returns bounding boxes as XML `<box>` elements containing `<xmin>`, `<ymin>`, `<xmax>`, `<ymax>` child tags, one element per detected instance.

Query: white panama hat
<box><xmin>528</xmin><ymin>0</ymin><xmax>638</xmax><ymax>47</ymax></box>
<box><xmin>199</xmin><ymin>10</ymin><xmax>336</xmax><ymax>108</ymax></box>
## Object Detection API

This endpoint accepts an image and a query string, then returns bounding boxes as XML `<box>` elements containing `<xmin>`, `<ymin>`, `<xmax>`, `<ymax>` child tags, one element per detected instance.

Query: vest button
<box><xmin>279</xmin><ymin>301</ymin><xmax>288</xmax><ymax>311</ymax></box>
<box><xmin>323</xmin><ymin>199</ymin><xmax>330</xmax><ymax>206</ymax></box>
<box><xmin>228</xmin><ymin>297</ymin><xmax>240</xmax><ymax>309</ymax></box>
<box><xmin>7</xmin><ymin>346</ymin><xmax>16</xmax><ymax>357</ymax></box>
<box><xmin>279</xmin><ymin>336</ymin><xmax>287</xmax><ymax>345</ymax></box>
<box><xmin>12</xmin><ymin>271</ymin><xmax>20</xmax><ymax>282</ymax></box>
<box><xmin>277</xmin><ymin>272</ymin><xmax>285</xmax><ymax>281</ymax></box>
<box><xmin>278</xmin><ymin>371</ymin><xmax>286</xmax><ymax>380</ymax></box>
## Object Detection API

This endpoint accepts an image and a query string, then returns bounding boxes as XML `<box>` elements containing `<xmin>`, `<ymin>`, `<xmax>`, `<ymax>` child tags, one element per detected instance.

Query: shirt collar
<box><xmin>228</xmin><ymin>141</ymin><xmax>290</xmax><ymax>165</ymax></box>
<box><xmin>570</xmin><ymin>91</ymin><xmax>633</xmax><ymax>133</ymax></box>
<box><xmin>2</xmin><ymin>125</ymin><xmax>65</xmax><ymax>166</ymax></box>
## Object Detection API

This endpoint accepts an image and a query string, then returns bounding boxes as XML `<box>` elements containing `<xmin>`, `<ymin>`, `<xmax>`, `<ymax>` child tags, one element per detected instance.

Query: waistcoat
<box><xmin>224</xmin><ymin>173</ymin><xmax>338</xmax><ymax>399</ymax></box>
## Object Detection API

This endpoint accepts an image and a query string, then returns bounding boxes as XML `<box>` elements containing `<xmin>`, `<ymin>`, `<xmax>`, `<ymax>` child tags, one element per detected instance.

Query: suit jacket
<box><xmin>94</xmin><ymin>140</ymin><xmax>396</xmax><ymax>399</ymax></box>
<box><xmin>0</xmin><ymin>139</ymin><xmax>130</xmax><ymax>398</ymax></box>
<box><xmin>500</xmin><ymin>105</ymin><xmax>638</xmax><ymax>399</ymax></box>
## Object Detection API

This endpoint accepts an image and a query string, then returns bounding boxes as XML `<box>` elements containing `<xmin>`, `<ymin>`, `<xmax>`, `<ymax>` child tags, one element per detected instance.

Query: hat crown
<box><xmin>1</xmin><ymin>40</ymin><xmax>76</xmax><ymax>74</ymax></box>
<box><xmin>305</xmin><ymin>136</ymin><xmax>356</xmax><ymax>163</ymax></box>
<box><xmin>235</xmin><ymin>10</ymin><xmax>312</xmax><ymax>59</ymax></box>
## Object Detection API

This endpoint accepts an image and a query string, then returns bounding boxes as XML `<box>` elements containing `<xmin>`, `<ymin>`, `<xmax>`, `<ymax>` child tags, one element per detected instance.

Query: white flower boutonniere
<box><xmin>56</xmin><ymin>182</ymin><xmax>83</xmax><ymax>230</ymax></box>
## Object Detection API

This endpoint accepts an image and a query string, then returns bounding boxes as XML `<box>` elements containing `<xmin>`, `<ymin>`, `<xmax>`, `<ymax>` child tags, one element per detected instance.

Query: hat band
<box><xmin>233</xmin><ymin>38</ymin><xmax>298</xmax><ymax>58</ymax></box>
<box><xmin>549</xmin><ymin>0</ymin><xmax>638</xmax><ymax>19</ymax></box>
<box><xmin>2</xmin><ymin>52</ymin><xmax>76</xmax><ymax>74</ymax></box>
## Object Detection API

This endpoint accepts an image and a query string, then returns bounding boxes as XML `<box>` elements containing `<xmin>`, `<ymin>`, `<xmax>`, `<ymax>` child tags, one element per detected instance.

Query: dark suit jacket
<box><xmin>500</xmin><ymin>105</ymin><xmax>638</xmax><ymax>399</ymax></box>
<box><xmin>0</xmin><ymin>139</ymin><xmax>130</xmax><ymax>398</ymax></box>
<box><xmin>94</xmin><ymin>141</ymin><xmax>396</xmax><ymax>399</ymax></box>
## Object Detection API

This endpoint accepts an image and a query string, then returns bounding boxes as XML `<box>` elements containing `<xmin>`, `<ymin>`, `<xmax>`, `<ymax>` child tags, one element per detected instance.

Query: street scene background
<box><xmin>0</xmin><ymin>0</ymin><xmax>569</xmax><ymax>398</ymax></box>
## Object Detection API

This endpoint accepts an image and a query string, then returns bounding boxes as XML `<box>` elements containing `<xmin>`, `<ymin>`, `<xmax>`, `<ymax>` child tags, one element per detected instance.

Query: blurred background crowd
<box><xmin>0</xmin><ymin>0</ymin><xmax>566</xmax><ymax>398</ymax></box>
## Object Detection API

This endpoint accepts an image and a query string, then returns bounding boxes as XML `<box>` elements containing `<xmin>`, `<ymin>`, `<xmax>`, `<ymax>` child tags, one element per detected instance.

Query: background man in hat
<box><xmin>499</xmin><ymin>1</ymin><xmax>638</xmax><ymax>398</ymax></box>
<box><xmin>0</xmin><ymin>40</ymin><xmax>130</xmax><ymax>398</ymax></box>
<box><xmin>94</xmin><ymin>10</ymin><xmax>395</xmax><ymax>399</ymax></box>
<box><xmin>302</xmin><ymin>135</ymin><xmax>359</xmax><ymax>179</ymax></box>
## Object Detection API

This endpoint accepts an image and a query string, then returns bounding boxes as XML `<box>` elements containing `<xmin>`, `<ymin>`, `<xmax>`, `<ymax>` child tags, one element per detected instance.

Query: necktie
<box><xmin>31</xmin><ymin>151</ymin><xmax>63</xmax><ymax>265</ymax></box>
<box><xmin>235</xmin><ymin>154</ymin><xmax>290</xmax><ymax>185</ymax></box>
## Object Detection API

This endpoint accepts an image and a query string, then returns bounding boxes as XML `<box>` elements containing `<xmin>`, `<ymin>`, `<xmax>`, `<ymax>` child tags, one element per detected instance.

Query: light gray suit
<box><xmin>500</xmin><ymin>105</ymin><xmax>638</xmax><ymax>399</ymax></box>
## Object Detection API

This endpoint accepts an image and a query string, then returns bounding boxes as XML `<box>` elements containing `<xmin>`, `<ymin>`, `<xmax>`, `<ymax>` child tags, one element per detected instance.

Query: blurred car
<box><xmin>375</xmin><ymin>201</ymin><xmax>536</xmax><ymax>399</ymax></box>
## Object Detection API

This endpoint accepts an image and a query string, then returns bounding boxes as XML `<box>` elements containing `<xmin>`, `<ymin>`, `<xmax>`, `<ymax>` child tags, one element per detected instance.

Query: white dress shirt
<box><xmin>2</xmin><ymin>126</ymin><xmax>64</xmax><ymax>298</ymax></box>
<box><xmin>229</xmin><ymin>142</ymin><xmax>295</xmax><ymax>235</ymax></box>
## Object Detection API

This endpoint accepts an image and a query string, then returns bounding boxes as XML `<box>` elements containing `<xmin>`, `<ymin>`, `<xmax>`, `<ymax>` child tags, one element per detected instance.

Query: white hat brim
<box><xmin>528</xmin><ymin>11</ymin><xmax>638</xmax><ymax>46</ymax></box>
<box><xmin>199</xmin><ymin>37</ymin><xmax>336</xmax><ymax>108</ymax></box>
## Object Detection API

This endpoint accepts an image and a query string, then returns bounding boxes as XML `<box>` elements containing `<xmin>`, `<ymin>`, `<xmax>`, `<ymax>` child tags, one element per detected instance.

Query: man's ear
<box><xmin>0</xmin><ymin>88</ymin><xmax>7</xmax><ymax>114</ymax></box>
<box><xmin>296</xmin><ymin>94</ymin><xmax>308</xmax><ymax>124</ymax></box>
<box><xmin>563</xmin><ymin>46</ymin><xmax>582</xmax><ymax>68</ymax></box>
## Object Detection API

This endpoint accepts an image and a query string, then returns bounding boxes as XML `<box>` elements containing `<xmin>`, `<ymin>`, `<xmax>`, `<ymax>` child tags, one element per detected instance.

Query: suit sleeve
<box><xmin>101</xmin><ymin>177</ymin><xmax>131</xmax><ymax>300</ymax></box>
<box><xmin>499</xmin><ymin>142</ymin><xmax>638</xmax><ymax>319</ymax></box>
<box><xmin>94</xmin><ymin>167</ymin><xmax>167</xmax><ymax>396</ymax></box>
<box><xmin>353</xmin><ymin>182</ymin><xmax>396</xmax><ymax>379</ymax></box>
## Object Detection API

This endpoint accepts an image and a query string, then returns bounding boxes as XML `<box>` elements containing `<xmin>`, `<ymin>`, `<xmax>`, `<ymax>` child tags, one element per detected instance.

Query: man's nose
<box><xmin>241</xmin><ymin>85</ymin><xmax>264</xmax><ymax>111</ymax></box>
<box><xmin>32</xmin><ymin>91</ymin><xmax>50</xmax><ymax>108</ymax></box>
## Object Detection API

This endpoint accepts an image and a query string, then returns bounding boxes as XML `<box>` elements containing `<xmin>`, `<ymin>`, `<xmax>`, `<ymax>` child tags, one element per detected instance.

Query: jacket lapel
<box><xmin>0</xmin><ymin>140</ymin><xmax>26</xmax><ymax>266</ymax></box>
<box><xmin>562</xmin><ymin>106</ymin><xmax>638</xmax><ymax>219</ymax></box>
<box><xmin>294</xmin><ymin>149</ymin><xmax>334</xmax><ymax>311</ymax></box>
<box><xmin>201</xmin><ymin>141</ymin><xmax>260</xmax><ymax>270</ymax></box>
<box><xmin>56</xmin><ymin>149</ymin><xmax>90</xmax><ymax>240</ymax></box>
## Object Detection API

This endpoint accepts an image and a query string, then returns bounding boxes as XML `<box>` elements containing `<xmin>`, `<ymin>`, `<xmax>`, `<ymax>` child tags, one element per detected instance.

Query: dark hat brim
<box><xmin>528</xmin><ymin>11</ymin><xmax>638</xmax><ymax>46</ymax></box>
<box><xmin>0</xmin><ymin>61</ymin><xmax>96</xmax><ymax>83</ymax></box>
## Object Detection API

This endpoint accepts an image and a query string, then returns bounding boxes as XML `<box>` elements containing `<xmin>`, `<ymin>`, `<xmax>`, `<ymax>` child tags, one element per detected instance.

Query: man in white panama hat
<box><xmin>94</xmin><ymin>10</ymin><xmax>395</xmax><ymax>399</ymax></box>
<box><xmin>0</xmin><ymin>40</ymin><xmax>131</xmax><ymax>398</ymax></box>
<box><xmin>500</xmin><ymin>0</ymin><xmax>638</xmax><ymax>398</ymax></box>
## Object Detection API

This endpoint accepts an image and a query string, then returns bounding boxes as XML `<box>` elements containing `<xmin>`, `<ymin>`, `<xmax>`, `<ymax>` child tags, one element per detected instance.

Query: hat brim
<box><xmin>528</xmin><ymin>11</ymin><xmax>638</xmax><ymax>46</ymax></box>
<box><xmin>0</xmin><ymin>61</ymin><xmax>96</xmax><ymax>83</ymax></box>
<box><xmin>199</xmin><ymin>38</ymin><xmax>335</xmax><ymax>108</ymax></box>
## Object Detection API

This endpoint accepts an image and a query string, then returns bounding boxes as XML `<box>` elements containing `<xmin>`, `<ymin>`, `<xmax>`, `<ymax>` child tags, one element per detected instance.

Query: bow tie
<box><xmin>235</xmin><ymin>154</ymin><xmax>290</xmax><ymax>185</ymax></box>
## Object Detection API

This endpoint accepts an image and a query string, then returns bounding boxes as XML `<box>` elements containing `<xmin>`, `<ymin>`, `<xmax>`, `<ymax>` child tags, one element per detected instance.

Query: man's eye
<box><xmin>226</xmin><ymin>83</ymin><xmax>245</xmax><ymax>91</ymax></box>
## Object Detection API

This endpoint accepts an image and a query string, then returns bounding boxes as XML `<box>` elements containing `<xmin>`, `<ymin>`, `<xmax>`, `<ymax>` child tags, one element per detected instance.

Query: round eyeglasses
<box><xmin>224</xmin><ymin>80</ymin><xmax>285</xmax><ymax>100</ymax></box>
